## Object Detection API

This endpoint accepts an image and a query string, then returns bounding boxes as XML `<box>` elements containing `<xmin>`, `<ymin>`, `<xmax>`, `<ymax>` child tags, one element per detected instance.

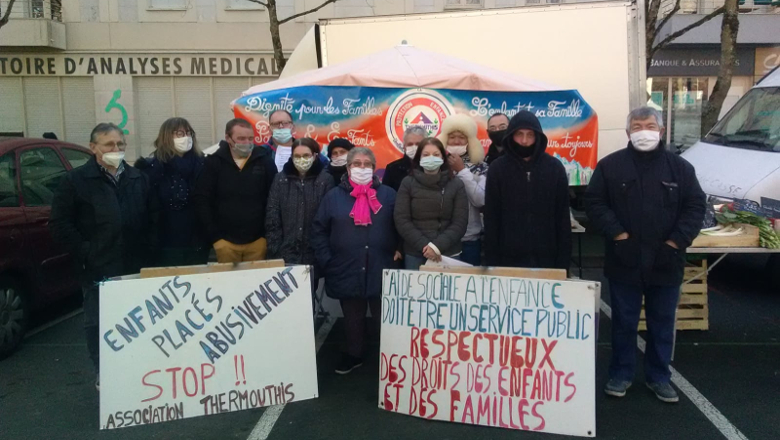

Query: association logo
<box><xmin>385</xmin><ymin>89</ymin><xmax>455</xmax><ymax>151</ymax></box>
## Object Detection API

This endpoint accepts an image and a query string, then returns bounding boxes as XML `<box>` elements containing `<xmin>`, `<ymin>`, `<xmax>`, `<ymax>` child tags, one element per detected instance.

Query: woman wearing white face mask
<box><xmin>394</xmin><ymin>138</ymin><xmax>469</xmax><ymax>270</ymax></box>
<box><xmin>135</xmin><ymin>117</ymin><xmax>208</xmax><ymax>267</ymax></box>
<box><xmin>266</xmin><ymin>138</ymin><xmax>334</xmax><ymax>298</ymax></box>
<box><xmin>437</xmin><ymin>114</ymin><xmax>488</xmax><ymax>266</ymax></box>
<box><xmin>310</xmin><ymin>148</ymin><xmax>400</xmax><ymax>374</ymax></box>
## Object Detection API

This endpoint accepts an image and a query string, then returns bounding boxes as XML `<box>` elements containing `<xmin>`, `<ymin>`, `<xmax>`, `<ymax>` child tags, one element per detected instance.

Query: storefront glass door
<box><xmin>671</xmin><ymin>77</ymin><xmax>709</xmax><ymax>150</ymax></box>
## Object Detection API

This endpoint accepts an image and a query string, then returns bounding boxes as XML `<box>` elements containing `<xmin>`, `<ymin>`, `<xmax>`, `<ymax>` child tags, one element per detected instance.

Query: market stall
<box><xmin>654</xmin><ymin>199</ymin><xmax>780</xmax><ymax>332</ymax></box>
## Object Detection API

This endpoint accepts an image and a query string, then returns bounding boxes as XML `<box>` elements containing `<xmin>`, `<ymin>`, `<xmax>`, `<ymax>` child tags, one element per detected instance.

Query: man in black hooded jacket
<box><xmin>484</xmin><ymin>110</ymin><xmax>571</xmax><ymax>271</ymax></box>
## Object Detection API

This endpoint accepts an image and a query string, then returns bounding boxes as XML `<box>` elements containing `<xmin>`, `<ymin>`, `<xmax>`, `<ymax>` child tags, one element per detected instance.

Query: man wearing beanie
<box><xmin>326</xmin><ymin>138</ymin><xmax>354</xmax><ymax>184</ymax></box>
<box><xmin>483</xmin><ymin>110</ymin><xmax>571</xmax><ymax>271</ymax></box>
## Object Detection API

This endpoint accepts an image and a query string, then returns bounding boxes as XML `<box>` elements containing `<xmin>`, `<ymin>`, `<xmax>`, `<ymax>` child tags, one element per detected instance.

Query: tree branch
<box><xmin>651</xmin><ymin>6</ymin><xmax>725</xmax><ymax>58</ymax></box>
<box><xmin>245</xmin><ymin>0</ymin><xmax>269</xmax><ymax>7</ymax></box>
<box><xmin>278</xmin><ymin>0</ymin><xmax>339</xmax><ymax>24</ymax></box>
<box><xmin>653</xmin><ymin>0</ymin><xmax>681</xmax><ymax>44</ymax></box>
<box><xmin>0</xmin><ymin>0</ymin><xmax>19</xmax><ymax>29</ymax></box>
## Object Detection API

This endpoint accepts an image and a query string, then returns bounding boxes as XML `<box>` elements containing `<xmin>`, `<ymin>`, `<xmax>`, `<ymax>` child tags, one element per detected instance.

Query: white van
<box><xmin>682</xmin><ymin>67</ymin><xmax>780</xmax><ymax>202</ymax></box>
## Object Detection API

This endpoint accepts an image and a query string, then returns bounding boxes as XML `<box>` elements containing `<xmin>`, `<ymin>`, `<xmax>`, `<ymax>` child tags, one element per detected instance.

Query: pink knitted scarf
<box><xmin>349</xmin><ymin>182</ymin><xmax>382</xmax><ymax>226</ymax></box>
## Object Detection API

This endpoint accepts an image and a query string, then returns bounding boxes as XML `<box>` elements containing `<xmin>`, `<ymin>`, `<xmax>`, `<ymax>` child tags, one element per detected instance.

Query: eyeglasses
<box><xmin>488</xmin><ymin>124</ymin><xmax>508</xmax><ymax>131</ymax></box>
<box><xmin>97</xmin><ymin>141</ymin><xmax>126</xmax><ymax>150</ymax></box>
<box><xmin>269</xmin><ymin>121</ymin><xmax>293</xmax><ymax>129</ymax></box>
<box><xmin>173</xmin><ymin>130</ymin><xmax>191</xmax><ymax>138</ymax></box>
<box><xmin>350</xmin><ymin>161</ymin><xmax>374</xmax><ymax>169</ymax></box>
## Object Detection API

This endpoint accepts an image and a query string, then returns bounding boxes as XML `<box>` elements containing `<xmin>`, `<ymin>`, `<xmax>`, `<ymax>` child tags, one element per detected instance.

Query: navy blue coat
<box><xmin>310</xmin><ymin>178</ymin><xmax>398</xmax><ymax>300</ymax></box>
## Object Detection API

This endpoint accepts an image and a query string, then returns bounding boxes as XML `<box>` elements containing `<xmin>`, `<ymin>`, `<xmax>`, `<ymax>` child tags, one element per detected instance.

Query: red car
<box><xmin>0</xmin><ymin>138</ymin><xmax>93</xmax><ymax>359</ymax></box>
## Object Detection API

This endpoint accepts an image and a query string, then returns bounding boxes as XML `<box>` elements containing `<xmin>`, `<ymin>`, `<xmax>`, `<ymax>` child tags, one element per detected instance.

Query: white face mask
<box><xmin>447</xmin><ymin>145</ymin><xmax>468</xmax><ymax>157</ymax></box>
<box><xmin>630</xmin><ymin>130</ymin><xmax>661</xmax><ymax>152</ymax></box>
<box><xmin>173</xmin><ymin>136</ymin><xmax>192</xmax><ymax>153</ymax></box>
<box><xmin>101</xmin><ymin>152</ymin><xmax>125</xmax><ymax>168</ymax></box>
<box><xmin>405</xmin><ymin>145</ymin><xmax>418</xmax><ymax>159</ymax></box>
<box><xmin>350</xmin><ymin>167</ymin><xmax>373</xmax><ymax>185</ymax></box>
<box><xmin>420</xmin><ymin>156</ymin><xmax>444</xmax><ymax>171</ymax></box>
<box><xmin>293</xmin><ymin>156</ymin><xmax>315</xmax><ymax>173</ymax></box>
<box><xmin>331</xmin><ymin>155</ymin><xmax>347</xmax><ymax>167</ymax></box>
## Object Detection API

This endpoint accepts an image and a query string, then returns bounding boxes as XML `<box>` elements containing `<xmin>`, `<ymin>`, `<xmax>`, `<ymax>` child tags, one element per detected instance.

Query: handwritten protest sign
<box><xmin>99</xmin><ymin>266</ymin><xmax>318</xmax><ymax>429</ymax></box>
<box><xmin>378</xmin><ymin>270</ymin><xmax>598</xmax><ymax>437</ymax></box>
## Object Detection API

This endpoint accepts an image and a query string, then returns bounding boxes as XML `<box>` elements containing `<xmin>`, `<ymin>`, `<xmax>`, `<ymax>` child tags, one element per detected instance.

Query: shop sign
<box><xmin>649</xmin><ymin>48</ymin><xmax>754</xmax><ymax>77</ymax></box>
<box><xmin>0</xmin><ymin>54</ymin><xmax>281</xmax><ymax>77</ymax></box>
<box><xmin>755</xmin><ymin>47</ymin><xmax>780</xmax><ymax>77</ymax></box>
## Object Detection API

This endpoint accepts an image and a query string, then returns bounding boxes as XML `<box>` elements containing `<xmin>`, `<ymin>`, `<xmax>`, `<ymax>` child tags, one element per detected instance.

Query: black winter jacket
<box><xmin>310</xmin><ymin>178</ymin><xmax>398</xmax><ymax>300</ymax></box>
<box><xmin>394</xmin><ymin>170</ymin><xmax>469</xmax><ymax>258</ymax></box>
<box><xmin>584</xmin><ymin>142</ymin><xmax>706</xmax><ymax>287</ymax></box>
<box><xmin>135</xmin><ymin>151</ymin><xmax>206</xmax><ymax>250</ymax></box>
<box><xmin>193</xmin><ymin>141</ymin><xmax>277</xmax><ymax>245</ymax></box>
<box><xmin>266</xmin><ymin>158</ymin><xmax>335</xmax><ymax>265</ymax></box>
<box><xmin>50</xmin><ymin>157</ymin><xmax>158</xmax><ymax>283</ymax></box>
<box><xmin>484</xmin><ymin>111</ymin><xmax>572</xmax><ymax>270</ymax></box>
<box><xmin>327</xmin><ymin>165</ymin><xmax>348</xmax><ymax>185</ymax></box>
<box><xmin>382</xmin><ymin>156</ymin><xmax>412</xmax><ymax>192</ymax></box>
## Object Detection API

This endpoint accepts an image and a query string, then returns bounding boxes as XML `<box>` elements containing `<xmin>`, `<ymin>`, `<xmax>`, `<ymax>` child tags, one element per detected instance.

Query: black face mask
<box><xmin>508</xmin><ymin>140</ymin><xmax>535</xmax><ymax>158</ymax></box>
<box><xmin>488</xmin><ymin>130</ymin><xmax>507</xmax><ymax>150</ymax></box>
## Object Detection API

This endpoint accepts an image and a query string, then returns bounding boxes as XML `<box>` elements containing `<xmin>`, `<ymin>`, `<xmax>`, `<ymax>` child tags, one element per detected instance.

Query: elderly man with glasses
<box><xmin>50</xmin><ymin>122</ymin><xmax>159</xmax><ymax>391</ymax></box>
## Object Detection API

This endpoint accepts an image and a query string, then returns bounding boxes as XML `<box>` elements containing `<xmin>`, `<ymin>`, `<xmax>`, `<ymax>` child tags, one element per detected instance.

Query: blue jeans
<box><xmin>608</xmin><ymin>280</ymin><xmax>680</xmax><ymax>384</ymax></box>
<box><xmin>460</xmin><ymin>240</ymin><xmax>482</xmax><ymax>266</ymax></box>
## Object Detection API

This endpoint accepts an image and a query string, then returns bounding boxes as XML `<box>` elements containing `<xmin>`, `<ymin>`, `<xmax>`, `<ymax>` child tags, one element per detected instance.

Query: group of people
<box><xmin>49</xmin><ymin>106</ymin><xmax>705</xmax><ymax>405</ymax></box>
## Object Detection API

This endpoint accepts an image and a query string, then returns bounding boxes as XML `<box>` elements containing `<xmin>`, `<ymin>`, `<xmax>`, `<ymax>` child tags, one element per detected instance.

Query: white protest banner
<box><xmin>378</xmin><ymin>269</ymin><xmax>598</xmax><ymax>438</ymax></box>
<box><xmin>99</xmin><ymin>265</ymin><xmax>318</xmax><ymax>430</ymax></box>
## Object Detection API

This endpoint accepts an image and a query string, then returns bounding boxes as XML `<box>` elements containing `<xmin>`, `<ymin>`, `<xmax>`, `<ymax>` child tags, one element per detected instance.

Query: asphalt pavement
<box><xmin>1</xmin><ymin>252</ymin><xmax>778</xmax><ymax>440</ymax></box>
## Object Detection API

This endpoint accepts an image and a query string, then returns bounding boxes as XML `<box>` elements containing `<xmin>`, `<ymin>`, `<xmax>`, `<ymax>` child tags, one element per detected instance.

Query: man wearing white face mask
<box><xmin>585</xmin><ymin>107</ymin><xmax>705</xmax><ymax>403</ymax></box>
<box><xmin>260</xmin><ymin>110</ymin><xmax>330</xmax><ymax>172</ymax></box>
<box><xmin>194</xmin><ymin>118</ymin><xmax>278</xmax><ymax>263</ymax></box>
<box><xmin>383</xmin><ymin>125</ymin><xmax>427</xmax><ymax>192</ymax></box>
<box><xmin>51</xmin><ymin>122</ymin><xmax>158</xmax><ymax>391</ymax></box>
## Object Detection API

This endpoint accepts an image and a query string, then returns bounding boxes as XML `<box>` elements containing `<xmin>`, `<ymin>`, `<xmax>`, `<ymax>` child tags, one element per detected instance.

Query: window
<box><xmin>19</xmin><ymin>148</ymin><xmax>67</xmax><ymax>207</ymax></box>
<box><xmin>0</xmin><ymin>154</ymin><xmax>19</xmax><ymax>208</ymax></box>
<box><xmin>61</xmin><ymin>148</ymin><xmax>92</xmax><ymax>169</ymax></box>
<box><xmin>705</xmin><ymin>87</ymin><xmax>780</xmax><ymax>153</ymax></box>
<box><xmin>670</xmin><ymin>77</ymin><xmax>709</xmax><ymax>150</ymax></box>
<box><xmin>444</xmin><ymin>0</ymin><xmax>484</xmax><ymax>10</ymax></box>
<box><xmin>23</xmin><ymin>78</ymin><xmax>62</xmax><ymax>142</ymax></box>
<box><xmin>225</xmin><ymin>0</ymin><xmax>263</xmax><ymax>10</ymax></box>
<box><xmin>148</xmin><ymin>0</ymin><xmax>188</xmax><ymax>10</ymax></box>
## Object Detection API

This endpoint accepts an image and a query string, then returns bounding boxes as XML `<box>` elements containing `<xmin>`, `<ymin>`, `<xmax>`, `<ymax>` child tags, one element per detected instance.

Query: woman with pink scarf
<box><xmin>311</xmin><ymin>147</ymin><xmax>400</xmax><ymax>375</ymax></box>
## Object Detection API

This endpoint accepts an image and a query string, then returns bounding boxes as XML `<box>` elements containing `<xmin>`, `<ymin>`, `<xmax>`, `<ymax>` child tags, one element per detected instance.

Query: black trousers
<box><xmin>83</xmin><ymin>284</ymin><xmax>100</xmax><ymax>373</ymax></box>
<box><xmin>339</xmin><ymin>297</ymin><xmax>381</xmax><ymax>358</ymax></box>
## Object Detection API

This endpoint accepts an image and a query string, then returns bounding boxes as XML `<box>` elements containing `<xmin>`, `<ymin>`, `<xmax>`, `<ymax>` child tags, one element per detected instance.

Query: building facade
<box><xmin>1</xmin><ymin>0</ymin><xmax>778</xmax><ymax>158</ymax></box>
<box><xmin>650</xmin><ymin>0</ymin><xmax>780</xmax><ymax>149</ymax></box>
<box><xmin>0</xmin><ymin>0</ymin><xmax>553</xmax><ymax>159</ymax></box>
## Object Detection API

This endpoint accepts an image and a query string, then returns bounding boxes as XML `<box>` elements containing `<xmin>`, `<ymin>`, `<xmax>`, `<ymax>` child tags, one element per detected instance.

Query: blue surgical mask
<box><xmin>272</xmin><ymin>128</ymin><xmax>292</xmax><ymax>144</ymax></box>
